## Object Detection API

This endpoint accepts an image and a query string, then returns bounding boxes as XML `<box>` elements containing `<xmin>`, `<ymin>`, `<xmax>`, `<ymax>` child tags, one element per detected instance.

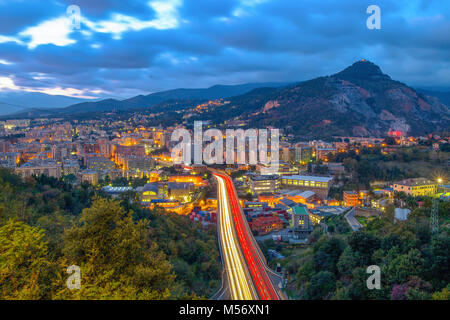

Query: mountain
<box><xmin>51</xmin><ymin>82</ymin><xmax>292</xmax><ymax>115</ymax></box>
<box><xmin>0</xmin><ymin>91</ymin><xmax>91</xmax><ymax>115</ymax></box>
<box><xmin>415</xmin><ymin>88</ymin><xmax>450</xmax><ymax>106</ymax></box>
<box><xmin>4</xmin><ymin>61</ymin><xmax>448</xmax><ymax>138</ymax></box>
<box><xmin>220</xmin><ymin>60</ymin><xmax>449</xmax><ymax>138</ymax></box>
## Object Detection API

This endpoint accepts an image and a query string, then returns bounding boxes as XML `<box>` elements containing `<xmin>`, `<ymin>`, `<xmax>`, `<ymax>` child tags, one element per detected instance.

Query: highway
<box><xmin>212</xmin><ymin>172</ymin><xmax>283</xmax><ymax>300</ymax></box>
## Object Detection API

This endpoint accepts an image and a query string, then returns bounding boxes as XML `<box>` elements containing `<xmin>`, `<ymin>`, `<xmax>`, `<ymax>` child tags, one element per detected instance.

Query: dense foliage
<box><xmin>282</xmin><ymin>205</ymin><xmax>449</xmax><ymax>300</ymax></box>
<box><xmin>0</xmin><ymin>169</ymin><xmax>220</xmax><ymax>300</ymax></box>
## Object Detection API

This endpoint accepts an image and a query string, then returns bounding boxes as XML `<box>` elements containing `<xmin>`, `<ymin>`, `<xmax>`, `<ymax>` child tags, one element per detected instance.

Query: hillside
<box><xmin>0</xmin><ymin>91</ymin><xmax>91</xmax><ymax>116</ymax></box>
<box><xmin>47</xmin><ymin>82</ymin><xmax>292</xmax><ymax>115</ymax></box>
<box><xmin>225</xmin><ymin>60</ymin><xmax>450</xmax><ymax>138</ymax></box>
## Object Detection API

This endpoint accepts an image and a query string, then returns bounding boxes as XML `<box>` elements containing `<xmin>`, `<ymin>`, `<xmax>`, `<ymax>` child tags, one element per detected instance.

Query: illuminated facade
<box><xmin>250</xmin><ymin>175</ymin><xmax>280</xmax><ymax>195</ymax></box>
<box><xmin>343</xmin><ymin>191</ymin><xmax>360</xmax><ymax>207</ymax></box>
<box><xmin>392</xmin><ymin>178</ymin><xmax>437</xmax><ymax>197</ymax></box>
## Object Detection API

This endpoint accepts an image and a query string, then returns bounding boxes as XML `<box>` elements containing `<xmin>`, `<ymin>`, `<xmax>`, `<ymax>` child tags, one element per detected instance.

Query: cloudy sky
<box><xmin>0</xmin><ymin>0</ymin><xmax>448</xmax><ymax>101</ymax></box>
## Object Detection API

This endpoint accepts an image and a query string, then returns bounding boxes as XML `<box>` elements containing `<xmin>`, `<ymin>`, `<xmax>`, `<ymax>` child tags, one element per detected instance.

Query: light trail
<box><xmin>214</xmin><ymin>172</ymin><xmax>281</xmax><ymax>300</ymax></box>
<box><xmin>216</xmin><ymin>174</ymin><xmax>256</xmax><ymax>299</ymax></box>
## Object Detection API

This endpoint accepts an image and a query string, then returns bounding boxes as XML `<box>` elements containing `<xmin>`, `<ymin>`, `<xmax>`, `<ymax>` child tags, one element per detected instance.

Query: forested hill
<box><xmin>0</xmin><ymin>169</ymin><xmax>220</xmax><ymax>299</ymax></box>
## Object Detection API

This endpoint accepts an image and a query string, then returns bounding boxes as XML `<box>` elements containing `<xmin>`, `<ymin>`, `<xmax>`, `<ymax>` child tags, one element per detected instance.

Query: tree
<box><xmin>432</xmin><ymin>284</ymin><xmax>450</xmax><ymax>300</ymax></box>
<box><xmin>383</xmin><ymin>248</ymin><xmax>425</xmax><ymax>285</ymax></box>
<box><xmin>428</xmin><ymin>235</ymin><xmax>450</xmax><ymax>288</ymax></box>
<box><xmin>58</xmin><ymin>197</ymin><xmax>176</xmax><ymax>299</ymax></box>
<box><xmin>312</xmin><ymin>236</ymin><xmax>347</xmax><ymax>274</ymax></box>
<box><xmin>337</xmin><ymin>247</ymin><xmax>358</xmax><ymax>277</ymax></box>
<box><xmin>0</xmin><ymin>220</ymin><xmax>55</xmax><ymax>299</ymax></box>
<box><xmin>303</xmin><ymin>271</ymin><xmax>336</xmax><ymax>300</ymax></box>
<box><xmin>348</xmin><ymin>231</ymin><xmax>380</xmax><ymax>265</ymax></box>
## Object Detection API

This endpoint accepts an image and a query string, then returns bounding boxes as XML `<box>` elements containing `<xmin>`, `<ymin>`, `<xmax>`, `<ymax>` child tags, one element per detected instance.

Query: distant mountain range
<box><xmin>0</xmin><ymin>91</ymin><xmax>91</xmax><ymax>116</ymax></box>
<box><xmin>3</xmin><ymin>82</ymin><xmax>291</xmax><ymax>118</ymax></box>
<box><xmin>1</xmin><ymin>61</ymin><xmax>449</xmax><ymax>138</ymax></box>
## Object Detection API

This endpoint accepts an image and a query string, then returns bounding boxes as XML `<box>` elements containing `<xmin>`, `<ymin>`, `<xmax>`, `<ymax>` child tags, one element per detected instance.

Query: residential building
<box><xmin>343</xmin><ymin>191</ymin><xmax>360</xmax><ymax>207</ymax></box>
<box><xmin>392</xmin><ymin>178</ymin><xmax>437</xmax><ymax>197</ymax></box>
<box><xmin>15</xmin><ymin>161</ymin><xmax>61</xmax><ymax>178</ymax></box>
<box><xmin>86</xmin><ymin>156</ymin><xmax>115</xmax><ymax>171</ymax></box>
<box><xmin>80</xmin><ymin>170</ymin><xmax>98</xmax><ymax>185</ymax></box>
<box><xmin>249</xmin><ymin>216</ymin><xmax>283</xmax><ymax>235</ymax></box>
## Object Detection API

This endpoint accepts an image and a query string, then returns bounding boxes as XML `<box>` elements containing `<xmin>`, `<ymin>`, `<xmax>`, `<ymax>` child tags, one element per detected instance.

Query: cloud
<box><xmin>0</xmin><ymin>59</ymin><xmax>13</xmax><ymax>65</ymax></box>
<box><xmin>20</xmin><ymin>16</ymin><xmax>77</xmax><ymax>49</ymax></box>
<box><xmin>0</xmin><ymin>0</ymin><xmax>448</xmax><ymax>103</ymax></box>
<box><xmin>0</xmin><ymin>75</ymin><xmax>101</xmax><ymax>98</ymax></box>
<box><xmin>83</xmin><ymin>0</ymin><xmax>182</xmax><ymax>40</ymax></box>
<box><xmin>0</xmin><ymin>76</ymin><xmax>20</xmax><ymax>91</ymax></box>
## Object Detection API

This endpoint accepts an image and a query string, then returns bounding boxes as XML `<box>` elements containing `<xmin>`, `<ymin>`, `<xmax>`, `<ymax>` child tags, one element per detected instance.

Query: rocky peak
<box><xmin>335</xmin><ymin>59</ymin><xmax>391</xmax><ymax>82</ymax></box>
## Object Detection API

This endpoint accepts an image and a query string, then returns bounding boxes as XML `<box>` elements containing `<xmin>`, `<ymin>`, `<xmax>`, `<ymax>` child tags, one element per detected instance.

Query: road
<box><xmin>212</xmin><ymin>171</ymin><xmax>284</xmax><ymax>300</ymax></box>
<box><xmin>345</xmin><ymin>207</ymin><xmax>363</xmax><ymax>231</ymax></box>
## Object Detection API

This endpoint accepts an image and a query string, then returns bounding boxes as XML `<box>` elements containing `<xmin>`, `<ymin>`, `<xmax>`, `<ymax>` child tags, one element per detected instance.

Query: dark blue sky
<box><xmin>0</xmin><ymin>0</ymin><xmax>448</xmax><ymax>100</ymax></box>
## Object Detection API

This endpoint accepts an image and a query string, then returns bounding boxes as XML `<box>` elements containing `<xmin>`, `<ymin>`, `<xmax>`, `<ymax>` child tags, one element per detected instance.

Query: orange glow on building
<box><xmin>327</xmin><ymin>199</ymin><xmax>340</xmax><ymax>206</ymax></box>
<box><xmin>145</xmin><ymin>201</ymin><xmax>193</xmax><ymax>215</ymax></box>
<box><xmin>168</xmin><ymin>175</ymin><xmax>204</xmax><ymax>186</ymax></box>
<box><xmin>148</xmin><ymin>171</ymin><xmax>160</xmax><ymax>182</ymax></box>
<box><xmin>257</xmin><ymin>194</ymin><xmax>283</xmax><ymax>207</ymax></box>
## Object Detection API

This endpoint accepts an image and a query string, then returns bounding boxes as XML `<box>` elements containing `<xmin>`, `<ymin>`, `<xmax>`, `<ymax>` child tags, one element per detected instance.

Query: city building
<box><xmin>343</xmin><ymin>191</ymin><xmax>360</xmax><ymax>207</ymax></box>
<box><xmin>249</xmin><ymin>174</ymin><xmax>280</xmax><ymax>195</ymax></box>
<box><xmin>15</xmin><ymin>161</ymin><xmax>61</xmax><ymax>178</ymax></box>
<box><xmin>86</xmin><ymin>156</ymin><xmax>116</xmax><ymax>171</ymax></box>
<box><xmin>249</xmin><ymin>216</ymin><xmax>283</xmax><ymax>235</ymax></box>
<box><xmin>289</xmin><ymin>204</ymin><xmax>312</xmax><ymax>238</ymax></box>
<box><xmin>102</xmin><ymin>186</ymin><xmax>134</xmax><ymax>199</ymax></box>
<box><xmin>315</xmin><ymin>147</ymin><xmax>337</xmax><ymax>161</ymax></box>
<box><xmin>392</xmin><ymin>178</ymin><xmax>437</xmax><ymax>197</ymax></box>
<box><xmin>167</xmin><ymin>182</ymin><xmax>194</xmax><ymax>202</ymax></box>
<box><xmin>80</xmin><ymin>170</ymin><xmax>98</xmax><ymax>185</ymax></box>
<box><xmin>294</xmin><ymin>145</ymin><xmax>313</xmax><ymax>164</ymax></box>
<box><xmin>0</xmin><ymin>152</ymin><xmax>20</xmax><ymax>168</ymax></box>
<box><xmin>168</xmin><ymin>174</ymin><xmax>204</xmax><ymax>186</ymax></box>
<box><xmin>281</xmin><ymin>175</ymin><xmax>333</xmax><ymax>198</ymax></box>
<box><xmin>139</xmin><ymin>183</ymin><xmax>161</xmax><ymax>202</ymax></box>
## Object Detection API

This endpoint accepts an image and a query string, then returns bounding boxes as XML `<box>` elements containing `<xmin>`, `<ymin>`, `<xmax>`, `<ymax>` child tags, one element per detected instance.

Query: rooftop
<box><xmin>292</xmin><ymin>205</ymin><xmax>309</xmax><ymax>215</ymax></box>
<box><xmin>394</xmin><ymin>178</ymin><xmax>436</xmax><ymax>186</ymax></box>
<box><xmin>281</xmin><ymin>175</ymin><xmax>333</xmax><ymax>183</ymax></box>
<box><xmin>250</xmin><ymin>174</ymin><xmax>280</xmax><ymax>181</ymax></box>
